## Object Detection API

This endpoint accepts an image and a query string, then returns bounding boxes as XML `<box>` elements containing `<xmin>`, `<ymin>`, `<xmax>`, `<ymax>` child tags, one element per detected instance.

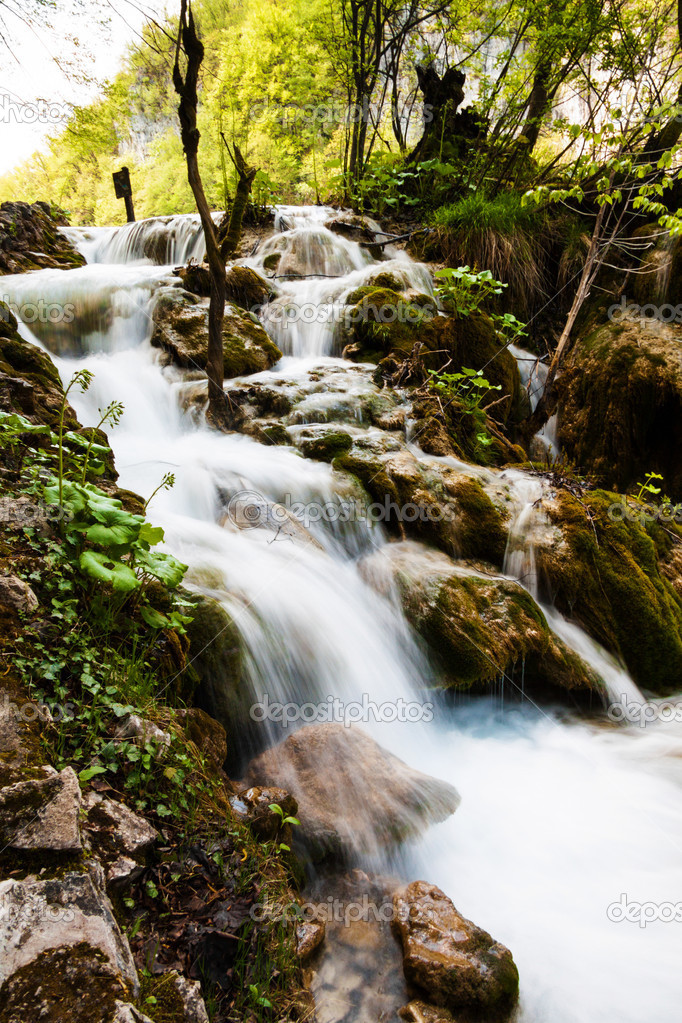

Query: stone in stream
<box><xmin>392</xmin><ymin>881</ymin><xmax>519</xmax><ymax>1020</ymax></box>
<box><xmin>150</xmin><ymin>286</ymin><xmax>281</xmax><ymax>378</ymax></box>
<box><xmin>394</xmin><ymin>879</ymin><xmax>517</xmax><ymax>1023</ymax></box>
<box><xmin>243</xmin><ymin>723</ymin><xmax>460</xmax><ymax>863</ymax></box>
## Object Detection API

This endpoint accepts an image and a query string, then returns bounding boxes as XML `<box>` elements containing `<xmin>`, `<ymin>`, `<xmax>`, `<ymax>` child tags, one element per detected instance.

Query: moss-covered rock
<box><xmin>557</xmin><ymin>321</ymin><xmax>682</xmax><ymax>498</ymax></box>
<box><xmin>225</xmin><ymin>265</ymin><xmax>275</xmax><ymax>310</ymax></box>
<box><xmin>388</xmin><ymin>545</ymin><xmax>599</xmax><ymax>697</ymax></box>
<box><xmin>184</xmin><ymin>593</ymin><xmax>254</xmax><ymax>769</ymax></box>
<box><xmin>535</xmin><ymin>488</ymin><xmax>682</xmax><ymax>694</ymax></box>
<box><xmin>342</xmin><ymin>297</ymin><xmax>522</xmax><ymax>429</ymax></box>
<box><xmin>300</xmin><ymin>430</ymin><xmax>353</xmax><ymax>462</ymax></box>
<box><xmin>0</xmin><ymin>201</ymin><xmax>85</xmax><ymax>276</ymax></box>
<box><xmin>151</xmin><ymin>288</ymin><xmax>281</xmax><ymax>379</ymax></box>
<box><xmin>445</xmin><ymin>476</ymin><xmax>509</xmax><ymax>566</ymax></box>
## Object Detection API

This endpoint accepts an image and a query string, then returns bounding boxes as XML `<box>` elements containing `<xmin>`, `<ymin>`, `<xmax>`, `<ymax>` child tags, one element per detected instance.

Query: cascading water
<box><xmin>4</xmin><ymin>206</ymin><xmax>682</xmax><ymax>1023</ymax></box>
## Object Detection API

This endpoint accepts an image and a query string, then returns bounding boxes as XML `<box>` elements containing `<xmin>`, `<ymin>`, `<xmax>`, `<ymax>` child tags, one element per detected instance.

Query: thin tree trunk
<box><xmin>219</xmin><ymin>138</ymin><xmax>257</xmax><ymax>259</ymax></box>
<box><xmin>173</xmin><ymin>0</ymin><xmax>228</xmax><ymax>429</ymax></box>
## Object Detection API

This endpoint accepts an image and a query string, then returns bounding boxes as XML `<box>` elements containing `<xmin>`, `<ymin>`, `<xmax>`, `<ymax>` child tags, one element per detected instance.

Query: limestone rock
<box><xmin>392</xmin><ymin>881</ymin><xmax>519</xmax><ymax>1018</ymax></box>
<box><xmin>166</xmin><ymin>972</ymin><xmax>210</xmax><ymax>1023</ymax></box>
<box><xmin>0</xmin><ymin>201</ymin><xmax>85</xmax><ymax>275</ymax></box>
<box><xmin>150</xmin><ymin>287</ymin><xmax>281</xmax><ymax>379</ymax></box>
<box><xmin>177</xmin><ymin>706</ymin><xmax>228</xmax><ymax>772</ymax></box>
<box><xmin>0</xmin><ymin>871</ymin><xmax>139</xmax><ymax>997</ymax></box>
<box><xmin>0</xmin><ymin>765</ymin><xmax>81</xmax><ymax>852</ymax></box>
<box><xmin>398</xmin><ymin>1000</ymin><xmax>457</xmax><ymax>1023</ymax></box>
<box><xmin>82</xmin><ymin>791</ymin><xmax>158</xmax><ymax>889</ymax></box>
<box><xmin>558</xmin><ymin>320</ymin><xmax>682</xmax><ymax>499</ymax></box>
<box><xmin>114</xmin><ymin>714</ymin><xmax>171</xmax><ymax>747</ymax></box>
<box><xmin>296</xmin><ymin>920</ymin><xmax>326</xmax><ymax>960</ymax></box>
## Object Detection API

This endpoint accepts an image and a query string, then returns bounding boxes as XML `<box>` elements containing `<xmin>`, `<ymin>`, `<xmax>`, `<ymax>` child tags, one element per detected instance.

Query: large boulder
<box><xmin>381</xmin><ymin>541</ymin><xmax>600</xmax><ymax>698</ymax></box>
<box><xmin>0</xmin><ymin>201</ymin><xmax>85</xmax><ymax>275</ymax></box>
<box><xmin>392</xmin><ymin>881</ymin><xmax>519</xmax><ymax>1019</ymax></box>
<box><xmin>557</xmin><ymin>320</ymin><xmax>682</xmax><ymax>498</ymax></box>
<box><xmin>0</xmin><ymin>310</ymin><xmax>75</xmax><ymax>431</ymax></box>
<box><xmin>151</xmin><ymin>288</ymin><xmax>281</xmax><ymax>379</ymax></box>
<box><xmin>244</xmin><ymin>723</ymin><xmax>460</xmax><ymax>863</ymax></box>
<box><xmin>183</xmin><ymin>593</ymin><xmax>254</xmax><ymax>768</ymax></box>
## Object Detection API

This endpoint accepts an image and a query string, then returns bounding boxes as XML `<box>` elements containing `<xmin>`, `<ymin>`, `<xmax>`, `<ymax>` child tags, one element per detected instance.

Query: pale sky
<box><xmin>0</xmin><ymin>0</ymin><xmax>171</xmax><ymax>174</ymax></box>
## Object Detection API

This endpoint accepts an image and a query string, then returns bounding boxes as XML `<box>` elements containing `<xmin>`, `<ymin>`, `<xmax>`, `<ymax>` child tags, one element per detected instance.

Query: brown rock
<box><xmin>244</xmin><ymin>724</ymin><xmax>459</xmax><ymax>863</ymax></box>
<box><xmin>392</xmin><ymin>881</ymin><xmax>518</xmax><ymax>1019</ymax></box>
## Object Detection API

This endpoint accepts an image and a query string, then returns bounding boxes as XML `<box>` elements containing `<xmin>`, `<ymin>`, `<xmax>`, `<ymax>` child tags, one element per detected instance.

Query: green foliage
<box><xmin>434</xmin><ymin>266</ymin><xmax>507</xmax><ymax>316</ymax></box>
<box><xmin>429</xmin><ymin>365</ymin><xmax>502</xmax><ymax>412</ymax></box>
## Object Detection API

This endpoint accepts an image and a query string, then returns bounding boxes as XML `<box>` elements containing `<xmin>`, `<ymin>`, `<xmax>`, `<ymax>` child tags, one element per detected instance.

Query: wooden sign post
<box><xmin>112</xmin><ymin>167</ymin><xmax>135</xmax><ymax>223</ymax></box>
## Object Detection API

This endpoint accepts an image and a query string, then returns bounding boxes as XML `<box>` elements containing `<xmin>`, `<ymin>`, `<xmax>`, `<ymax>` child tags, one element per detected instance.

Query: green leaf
<box><xmin>79</xmin><ymin>765</ymin><xmax>107</xmax><ymax>783</ymax></box>
<box><xmin>85</xmin><ymin>521</ymin><xmax>141</xmax><ymax>546</ymax></box>
<box><xmin>140</xmin><ymin>605</ymin><xmax>171</xmax><ymax>630</ymax></box>
<box><xmin>138</xmin><ymin>523</ymin><xmax>165</xmax><ymax>545</ymax></box>
<box><xmin>79</xmin><ymin>550</ymin><xmax>140</xmax><ymax>592</ymax></box>
<box><xmin>136</xmin><ymin>549</ymin><xmax>187</xmax><ymax>589</ymax></box>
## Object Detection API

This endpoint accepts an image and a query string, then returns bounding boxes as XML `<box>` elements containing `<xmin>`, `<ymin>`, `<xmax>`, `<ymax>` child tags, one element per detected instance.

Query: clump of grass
<box><xmin>429</xmin><ymin>191</ymin><xmax>548</xmax><ymax>318</ymax></box>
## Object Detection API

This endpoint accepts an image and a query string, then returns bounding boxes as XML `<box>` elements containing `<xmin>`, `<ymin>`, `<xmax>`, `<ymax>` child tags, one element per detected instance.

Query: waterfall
<box><xmin>4</xmin><ymin>206</ymin><xmax>682</xmax><ymax>1023</ymax></box>
<box><xmin>60</xmin><ymin>212</ymin><xmax>221</xmax><ymax>265</ymax></box>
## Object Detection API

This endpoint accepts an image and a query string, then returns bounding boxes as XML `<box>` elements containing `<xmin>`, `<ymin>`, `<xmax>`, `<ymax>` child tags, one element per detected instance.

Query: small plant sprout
<box><xmin>268</xmin><ymin>801</ymin><xmax>300</xmax><ymax>853</ymax></box>
<box><xmin>58</xmin><ymin>369</ymin><xmax>94</xmax><ymax>505</ymax></box>
<box><xmin>80</xmin><ymin>400</ymin><xmax>125</xmax><ymax>484</ymax></box>
<box><xmin>429</xmin><ymin>366</ymin><xmax>502</xmax><ymax>413</ymax></box>
<box><xmin>636</xmin><ymin>472</ymin><xmax>664</xmax><ymax>502</ymax></box>
<box><xmin>144</xmin><ymin>471</ymin><xmax>177</xmax><ymax>513</ymax></box>
<box><xmin>434</xmin><ymin>266</ymin><xmax>507</xmax><ymax>317</ymax></box>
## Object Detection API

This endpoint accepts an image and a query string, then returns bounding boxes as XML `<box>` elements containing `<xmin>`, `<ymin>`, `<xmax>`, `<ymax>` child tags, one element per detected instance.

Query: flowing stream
<box><xmin>4</xmin><ymin>208</ymin><xmax>682</xmax><ymax>1022</ymax></box>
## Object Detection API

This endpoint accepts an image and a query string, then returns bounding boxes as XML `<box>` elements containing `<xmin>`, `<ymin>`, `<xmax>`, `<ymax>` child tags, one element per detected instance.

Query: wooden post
<box><xmin>112</xmin><ymin>167</ymin><xmax>135</xmax><ymax>223</ymax></box>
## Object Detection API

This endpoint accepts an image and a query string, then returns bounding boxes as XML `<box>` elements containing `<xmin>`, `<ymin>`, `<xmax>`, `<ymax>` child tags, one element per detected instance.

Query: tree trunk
<box><xmin>220</xmin><ymin>139</ymin><xmax>257</xmax><ymax>259</ymax></box>
<box><xmin>173</xmin><ymin>0</ymin><xmax>228</xmax><ymax>430</ymax></box>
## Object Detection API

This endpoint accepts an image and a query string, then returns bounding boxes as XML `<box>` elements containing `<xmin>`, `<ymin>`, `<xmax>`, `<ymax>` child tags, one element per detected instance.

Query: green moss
<box><xmin>448</xmin><ymin>477</ymin><xmax>508</xmax><ymax>565</ymax></box>
<box><xmin>539</xmin><ymin>489</ymin><xmax>682</xmax><ymax>693</ymax></box>
<box><xmin>225</xmin><ymin>265</ymin><xmax>274</xmax><ymax>310</ymax></box>
<box><xmin>558</xmin><ymin>321</ymin><xmax>682</xmax><ymax>498</ymax></box>
<box><xmin>0</xmin><ymin>944</ymin><xmax>126</xmax><ymax>1023</ymax></box>
<box><xmin>300</xmin><ymin>431</ymin><xmax>353</xmax><ymax>462</ymax></box>
<box><xmin>398</xmin><ymin>570</ymin><xmax>598</xmax><ymax>696</ymax></box>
